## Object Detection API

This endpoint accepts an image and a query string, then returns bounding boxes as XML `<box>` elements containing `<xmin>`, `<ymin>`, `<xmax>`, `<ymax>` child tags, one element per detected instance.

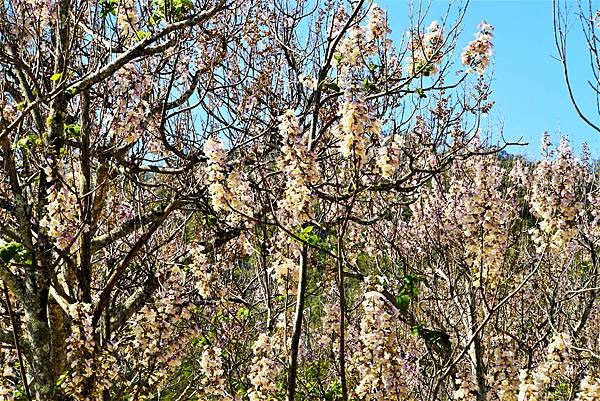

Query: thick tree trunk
<box><xmin>24</xmin><ymin>289</ymin><xmax>54</xmax><ymax>400</ymax></box>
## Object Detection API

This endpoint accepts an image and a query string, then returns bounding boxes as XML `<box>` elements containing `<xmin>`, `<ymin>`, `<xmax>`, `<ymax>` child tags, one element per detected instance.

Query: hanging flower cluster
<box><xmin>270</xmin><ymin>251</ymin><xmax>300</xmax><ymax>297</ymax></box>
<box><xmin>575</xmin><ymin>374</ymin><xmax>600</xmax><ymax>401</ymax></box>
<box><xmin>298</xmin><ymin>74</ymin><xmax>318</xmax><ymax>90</ymax></box>
<box><xmin>189</xmin><ymin>244</ymin><xmax>224</xmax><ymax>298</ymax></box>
<box><xmin>336</xmin><ymin>98</ymin><xmax>381</xmax><ymax>166</ymax></box>
<box><xmin>517</xmin><ymin>333</ymin><xmax>571</xmax><ymax>401</ymax></box>
<box><xmin>108</xmin><ymin>63</ymin><xmax>153</xmax><ymax>145</ymax></box>
<box><xmin>376</xmin><ymin>134</ymin><xmax>405</xmax><ymax>179</ymax></box>
<box><xmin>199</xmin><ymin>345</ymin><xmax>232</xmax><ymax>399</ymax></box>
<box><xmin>116</xmin><ymin>0</ymin><xmax>140</xmax><ymax>40</ymax></box>
<box><xmin>453</xmin><ymin>376</ymin><xmax>477</xmax><ymax>401</ymax></box>
<box><xmin>461</xmin><ymin>21</ymin><xmax>494</xmax><ymax>74</ymax></box>
<box><xmin>453</xmin><ymin>156</ymin><xmax>516</xmax><ymax>288</ymax></box>
<box><xmin>247</xmin><ymin>333</ymin><xmax>280</xmax><ymax>401</ymax></box>
<box><xmin>318</xmin><ymin>285</ymin><xmax>341</xmax><ymax>352</ymax></box>
<box><xmin>62</xmin><ymin>303</ymin><xmax>118</xmax><ymax>400</ymax></box>
<box><xmin>123</xmin><ymin>266</ymin><xmax>198</xmax><ymax>394</ymax></box>
<box><xmin>486</xmin><ymin>339</ymin><xmax>519</xmax><ymax>401</ymax></box>
<box><xmin>366</xmin><ymin>4</ymin><xmax>391</xmax><ymax>41</ymax></box>
<box><xmin>204</xmin><ymin>137</ymin><xmax>228</xmax><ymax>211</ymax></box>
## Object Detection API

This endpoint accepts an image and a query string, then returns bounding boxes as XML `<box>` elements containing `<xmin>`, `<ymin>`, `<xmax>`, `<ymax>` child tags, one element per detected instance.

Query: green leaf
<box><xmin>411</xmin><ymin>324</ymin><xmax>423</xmax><ymax>336</ymax></box>
<box><xmin>320</xmin><ymin>81</ymin><xmax>340</xmax><ymax>92</ymax></box>
<box><xmin>0</xmin><ymin>242</ymin><xmax>22</xmax><ymax>264</ymax></box>
<box><xmin>99</xmin><ymin>0</ymin><xmax>118</xmax><ymax>17</ymax></box>
<box><xmin>396</xmin><ymin>294</ymin><xmax>410</xmax><ymax>313</ymax></box>
<box><xmin>50</xmin><ymin>73</ymin><xmax>63</xmax><ymax>81</ymax></box>
<box><xmin>236</xmin><ymin>307</ymin><xmax>250</xmax><ymax>320</ymax></box>
<box><xmin>136</xmin><ymin>30</ymin><xmax>151</xmax><ymax>40</ymax></box>
<box><xmin>64</xmin><ymin>123</ymin><xmax>81</xmax><ymax>137</ymax></box>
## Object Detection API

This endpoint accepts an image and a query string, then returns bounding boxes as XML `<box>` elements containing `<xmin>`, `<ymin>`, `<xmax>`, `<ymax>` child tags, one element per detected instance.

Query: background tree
<box><xmin>554</xmin><ymin>0</ymin><xmax>600</xmax><ymax>134</ymax></box>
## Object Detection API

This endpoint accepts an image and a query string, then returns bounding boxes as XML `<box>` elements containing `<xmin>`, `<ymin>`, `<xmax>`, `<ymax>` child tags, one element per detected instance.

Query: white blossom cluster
<box><xmin>528</xmin><ymin>136</ymin><xmax>584</xmax><ymax>254</ymax></box>
<box><xmin>351</xmin><ymin>278</ymin><xmax>410</xmax><ymax>400</ymax></box>
<box><xmin>276</xmin><ymin>110</ymin><xmax>319</xmax><ymax>226</ymax></box>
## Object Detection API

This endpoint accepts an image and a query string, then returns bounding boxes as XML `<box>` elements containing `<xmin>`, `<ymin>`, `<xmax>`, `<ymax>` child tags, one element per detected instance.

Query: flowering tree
<box><xmin>1</xmin><ymin>0</ymin><xmax>599</xmax><ymax>400</ymax></box>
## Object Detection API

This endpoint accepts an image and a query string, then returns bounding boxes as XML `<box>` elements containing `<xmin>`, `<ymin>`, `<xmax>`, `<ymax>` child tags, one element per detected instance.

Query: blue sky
<box><xmin>377</xmin><ymin>0</ymin><xmax>600</xmax><ymax>159</ymax></box>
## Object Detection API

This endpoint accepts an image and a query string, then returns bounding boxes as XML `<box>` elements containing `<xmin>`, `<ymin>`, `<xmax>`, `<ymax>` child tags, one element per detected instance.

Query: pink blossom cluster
<box><xmin>107</xmin><ymin>64</ymin><xmax>153</xmax><ymax>145</ymax></box>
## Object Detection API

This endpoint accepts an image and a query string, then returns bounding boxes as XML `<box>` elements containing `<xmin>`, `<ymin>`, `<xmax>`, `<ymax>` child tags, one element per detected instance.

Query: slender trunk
<box><xmin>337</xmin><ymin>238</ymin><xmax>348</xmax><ymax>401</ymax></box>
<box><xmin>467</xmin><ymin>291</ymin><xmax>486</xmax><ymax>401</ymax></box>
<box><xmin>286</xmin><ymin>245</ymin><xmax>308</xmax><ymax>401</ymax></box>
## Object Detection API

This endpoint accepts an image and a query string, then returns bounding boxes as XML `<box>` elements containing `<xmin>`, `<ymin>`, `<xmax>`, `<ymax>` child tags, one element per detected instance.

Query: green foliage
<box><xmin>319</xmin><ymin>80</ymin><xmax>340</xmax><ymax>92</ymax></box>
<box><xmin>136</xmin><ymin>30</ymin><xmax>151</xmax><ymax>41</ymax></box>
<box><xmin>324</xmin><ymin>381</ymin><xmax>343</xmax><ymax>401</ymax></box>
<box><xmin>395</xmin><ymin>274</ymin><xmax>421</xmax><ymax>313</ymax></box>
<box><xmin>14</xmin><ymin>133</ymin><xmax>42</xmax><ymax>150</ymax></box>
<box><xmin>294</xmin><ymin>225</ymin><xmax>324</xmax><ymax>247</ymax></box>
<box><xmin>150</xmin><ymin>0</ymin><xmax>194</xmax><ymax>24</ymax></box>
<box><xmin>547</xmin><ymin>382</ymin><xmax>571</xmax><ymax>401</ymax></box>
<box><xmin>0</xmin><ymin>242</ymin><xmax>30</xmax><ymax>265</ymax></box>
<box><xmin>64</xmin><ymin>123</ymin><xmax>81</xmax><ymax>137</ymax></box>
<box><xmin>99</xmin><ymin>0</ymin><xmax>118</xmax><ymax>17</ymax></box>
<box><xmin>362</xmin><ymin>78</ymin><xmax>377</xmax><ymax>94</ymax></box>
